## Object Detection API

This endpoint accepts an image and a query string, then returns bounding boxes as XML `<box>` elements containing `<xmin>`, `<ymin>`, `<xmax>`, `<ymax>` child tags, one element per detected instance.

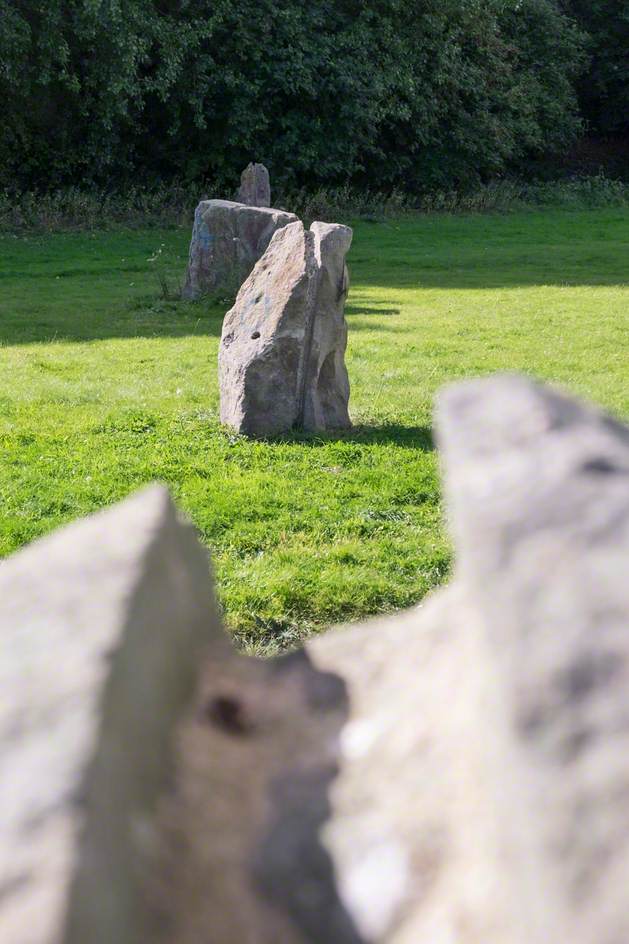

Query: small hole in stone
<box><xmin>251</xmin><ymin>331</ymin><xmax>261</xmax><ymax>340</ymax></box>
<box><xmin>581</xmin><ymin>457</ymin><xmax>618</xmax><ymax>475</ymax></box>
<box><xmin>202</xmin><ymin>695</ymin><xmax>252</xmax><ymax>736</ymax></box>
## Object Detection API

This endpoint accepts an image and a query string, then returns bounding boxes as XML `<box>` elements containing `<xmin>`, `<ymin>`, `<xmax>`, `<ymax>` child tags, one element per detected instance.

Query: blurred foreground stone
<box><xmin>0</xmin><ymin>486</ymin><xmax>224</xmax><ymax>944</ymax></box>
<box><xmin>3</xmin><ymin>375</ymin><xmax>629</xmax><ymax>944</ymax></box>
<box><xmin>182</xmin><ymin>199</ymin><xmax>297</xmax><ymax>300</ymax></box>
<box><xmin>219</xmin><ymin>219</ymin><xmax>352</xmax><ymax>436</ymax></box>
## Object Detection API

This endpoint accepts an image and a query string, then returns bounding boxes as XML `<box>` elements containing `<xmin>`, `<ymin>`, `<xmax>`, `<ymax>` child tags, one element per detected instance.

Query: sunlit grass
<box><xmin>1</xmin><ymin>208</ymin><xmax>627</xmax><ymax>649</ymax></box>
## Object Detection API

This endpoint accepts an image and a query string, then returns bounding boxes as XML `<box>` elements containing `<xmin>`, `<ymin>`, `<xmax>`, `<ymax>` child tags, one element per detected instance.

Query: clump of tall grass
<box><xmin>282</xmin><ymin>174</ymin><xmax>628</xmax><ymax>222</ymax></box>
<box><xmin>0</xmin><ymin>182</ymin><xmax>201</xmax><ymax>233</ymax></box>
<box><xmin>1</xmin><ymin>174</ymin><xmax>626</xmax><ymax>234</ymax></box>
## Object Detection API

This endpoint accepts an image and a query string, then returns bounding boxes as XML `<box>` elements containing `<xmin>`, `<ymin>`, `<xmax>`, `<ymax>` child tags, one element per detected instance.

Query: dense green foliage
<box><xmin>563</xmin><ymin>0</ymin><xmax>629</xmax><ymax>135</ymax></box>
<box><xmin>1</xmin><ymin>209</ymin><xmax>627</xmax><ymax>649</ymax></box>
<box><xmin>1</xmin><ymin>0</ymin><xmax>588</xmax><ymax>192</ymax></box>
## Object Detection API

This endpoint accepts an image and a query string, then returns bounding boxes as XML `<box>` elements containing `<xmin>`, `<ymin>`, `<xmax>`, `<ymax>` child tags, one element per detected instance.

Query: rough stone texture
<box><xmin>307</xmin><ymin>374</ymin><xmax>629</xmax><ymax>944</ymax></box>
<box><xmin>181</xmin><ymin>199</ymin><xmax>297</xmax><ymax>300</ymax></box>
<box><xmin>219</xmin><ymin>219</ymin><xmax>352</xmax><ymax>437</ymax></box>
<box><xmin>237</xmin><ymin>162</ymin><xmax>271</xmax><ymax>207</ymax></box>
<box><xmin>160</xmin><ymin>649</ymin><xmax>362</xmax><ymax>944</ymax></box>
<box><xmin>0</xmin><ymin>485</ymin><xmax>224</xmax><ymax>944</ymax></box>
<box><xmin>304</xmin><ymin>222</ymin><xmax>352</xmax><ymax>430</ymax></box>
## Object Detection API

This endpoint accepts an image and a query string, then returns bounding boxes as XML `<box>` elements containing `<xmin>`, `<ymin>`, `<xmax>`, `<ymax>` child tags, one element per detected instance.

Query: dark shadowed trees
<box><xmin>0</xmin><ymin>0</ymin><xmax>592</xmax><ymax>191</ymax></box>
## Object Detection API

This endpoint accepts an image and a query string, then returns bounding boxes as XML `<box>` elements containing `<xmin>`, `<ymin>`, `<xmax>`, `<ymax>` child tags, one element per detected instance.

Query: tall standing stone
<box><xmin>303</xmin><ymin>222</ymin><xmax>352</xmax><ymax>430</ymax></box>
<box><xmin>237</xmin><ymin>162</ymin><xmax>271</xmax><ymax>207</ymax></box>
<box><xmin>181</xmin><ymin>199</ymin><xmax>297</xmax><ymax>300</ymax></box>
<box><xmin>0</xmin><ymin>486</ymin><xmax>225</xmax><ymax>944</ymax></box>
<box><xmin>218</xmin><ymin>219</ymin><xmax>352</xmax><ymax>437</ymax></box>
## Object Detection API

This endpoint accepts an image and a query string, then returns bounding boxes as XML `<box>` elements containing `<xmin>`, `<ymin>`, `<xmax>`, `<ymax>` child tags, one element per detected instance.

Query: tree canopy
<box><xmin>0</xmin><ymin>0</ymin><xmax>620</xmax><ymax>192</ymax></box>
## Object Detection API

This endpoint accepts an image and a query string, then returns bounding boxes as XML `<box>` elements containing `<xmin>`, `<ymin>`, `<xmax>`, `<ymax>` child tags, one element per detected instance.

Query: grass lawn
<box><xmin>1</xmin><ymin>208</ymin><xmax>627</xmax><ymax>650</ymax></box>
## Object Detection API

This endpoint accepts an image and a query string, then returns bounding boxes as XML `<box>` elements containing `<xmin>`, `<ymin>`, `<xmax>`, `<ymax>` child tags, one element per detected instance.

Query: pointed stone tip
<box><xmin>436</xmin><ymin>373</ymin><xmax>629</xmax><ymax>574</ymax></box>
<box><xmin>123</xmin><ymin>480</ymin><xmax>172</xmax><ymax>505</ymax></box>
<box><xmin>310</xmin><ymin>220</ymin><xmax>353</xmax><ymax>252</ymax></box>
<box><xmin>115</xmin><ymin>480</ymin><xmax>182</xmax><ymax>526</ymax></box>
<box><xmin>84</xmin><ymin>480</ymin><xmax>179</xmax><ymax>531</ymax></box>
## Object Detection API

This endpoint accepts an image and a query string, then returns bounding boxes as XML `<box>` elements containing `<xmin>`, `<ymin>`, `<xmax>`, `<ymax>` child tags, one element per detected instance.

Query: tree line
<box><xmin>0</xmin><ymin>0</ymin><xmax>626</xmax><ymax>193</ymax></box>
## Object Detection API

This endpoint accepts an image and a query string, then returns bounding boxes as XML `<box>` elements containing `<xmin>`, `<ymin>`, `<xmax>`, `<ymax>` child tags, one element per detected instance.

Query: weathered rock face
<box><xmin>237</xmin><ymin>162</ymin><xmax>271</xmax><ymax>207</ymax></box>
<box><xmin>0</xmin><ymin>485</ymin><xmax>224</xmax><ymax>944</ymax></box>
<box><xmin>218</xmin><ymin>219</ymin><xmax>352</xmax><ymax>437</ymax></box>
<box><xmin>304</xmin><ymin>222</ymin><xmax>352</xmax><ymax>430</ymax></box>
<box><xmin>181</xmin><ymin>199</ymin><xmax>297</xmax><ymax>300</ymax></box>
<box><xmin>161</xmin><ymin>649</ymin><xmax>361</xmax><ymax>944</ymax></box>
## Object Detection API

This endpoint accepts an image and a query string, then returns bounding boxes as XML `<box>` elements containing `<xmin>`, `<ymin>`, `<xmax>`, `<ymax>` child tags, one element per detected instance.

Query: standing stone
<box><xmin>181</xmin><ymin>199</ymin><xmax>297</xmax><ymax>300</ymax></box>
<box><xmin>304</xmin><ymin>222</ymin><xmax>352</xmax><ymax>430</ymax></box>
<box><xmin>237</xmin><ymin>162</ymin><xmax>271</xmax><ymax>207</ymax></box>
<box><xmin>0</xmin><ymin>485</ymin><xmax>224</xmax><ymax>944</ymax></box>
<box><xmin>218</xmin><ymin>219</ymin><xmax>352</xmax><ymax>437</ymax></box>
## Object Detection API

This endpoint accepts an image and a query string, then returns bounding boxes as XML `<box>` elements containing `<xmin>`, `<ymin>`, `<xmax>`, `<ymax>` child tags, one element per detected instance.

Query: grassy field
<box><xmin>1</xmin><ymin>208</ymin><xmax>627</xmax><ymax>650</ymax></box>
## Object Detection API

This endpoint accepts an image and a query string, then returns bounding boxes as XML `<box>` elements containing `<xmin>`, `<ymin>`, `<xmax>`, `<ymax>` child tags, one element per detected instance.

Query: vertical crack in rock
<box><xmin>295</xmin><ymin>228</ymin><xmax>321</xmax><ymax>430</ymax></box>
<box><xmin>251</xmin><ymin>651</ymin><xmax>365</xmax><ymax>944</ymax></box>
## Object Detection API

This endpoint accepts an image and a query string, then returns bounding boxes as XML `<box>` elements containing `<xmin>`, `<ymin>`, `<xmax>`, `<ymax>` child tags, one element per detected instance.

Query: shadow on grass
<box><xmin>2</xmin><ymin>208</ymin><xmax>627</xmax><ymax>345</ymax></box>
<box><xmin>0</xmin><ymin>301</ymin><xmax>227</xmax><ymax>345</ymax></box>
<box><xmin>346</xmin><ymin>305</ymin><xmax>401</xmax><ymax>317</ymax></box>
<box><xmin>0</xmin><ymin>302</ymin><xmax>408</xmax><ymax>344</ymax></box>
<box><xmin>270</xmin><ymin>423</ymin><xmax>435</xmax><ymax>451</ymax></box>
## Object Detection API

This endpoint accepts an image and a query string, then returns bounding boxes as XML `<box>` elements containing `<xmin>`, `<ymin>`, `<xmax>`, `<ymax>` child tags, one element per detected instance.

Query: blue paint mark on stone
<box><xmin>192</xmin><ymin>208</ymin><xmax>213</xmax><ymax>251</ymax></box>
<box><xmin>198</xmin><ymin>221</ymin><xmax>212</xmax><ymax>251</ymax></box>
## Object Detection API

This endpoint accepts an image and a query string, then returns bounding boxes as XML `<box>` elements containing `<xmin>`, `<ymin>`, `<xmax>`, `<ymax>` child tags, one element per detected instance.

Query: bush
<box><xmin>0</xmin><ymin>0</ymin><xmax>586</xmax><ymax>193</ymax></box>
<box><xmin>563</xmin><ymin>0</ymin><xmax>629</xmax><ymax>136</ymax></box>
<box><xmin>0</xmin><ymin>181</ymin><xmax>201</xmax><ymax>232</ymax></box>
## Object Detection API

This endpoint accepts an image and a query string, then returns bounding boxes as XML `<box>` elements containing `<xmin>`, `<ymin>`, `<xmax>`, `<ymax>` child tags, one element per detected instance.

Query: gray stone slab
<box><xmin>437</xmin><ymin>374</ymin><xmax>629</xmax><ymax>944</ymax></box>
<box><xmin>182</xmin><ymin>199</ymin><xmax>297</xmax><ymax>300</ymax></box>
<box><xmin>0</xmin><ymin>485</ymin><xmax>224</xmax><ymax>944</ymax></box>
